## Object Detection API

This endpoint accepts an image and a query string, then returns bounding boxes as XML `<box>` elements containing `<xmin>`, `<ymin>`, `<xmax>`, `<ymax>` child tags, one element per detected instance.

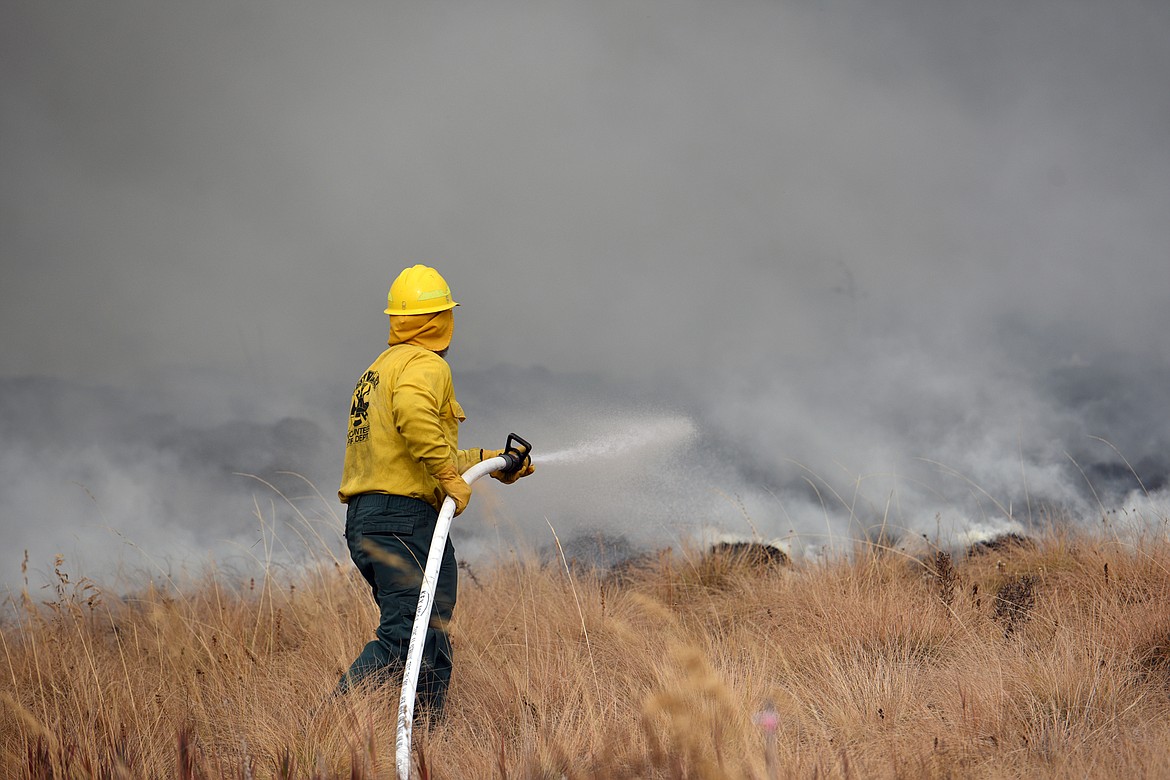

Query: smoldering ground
<box><xmin>5</xmin><ymin>350</ymin><xmax>1168</xmax><ymax>593</ymax></box>
<box><xmin>2</xmin><ymin>0</ymin><xmax>1169</xmax><ymax>590</ymax></box>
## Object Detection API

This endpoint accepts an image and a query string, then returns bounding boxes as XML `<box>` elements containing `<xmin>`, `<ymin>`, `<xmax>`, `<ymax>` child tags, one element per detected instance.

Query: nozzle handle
<box><xmin>500</xmin><ymin>432</ymin><xmax>532</xmax><ymax>474</ymax></box>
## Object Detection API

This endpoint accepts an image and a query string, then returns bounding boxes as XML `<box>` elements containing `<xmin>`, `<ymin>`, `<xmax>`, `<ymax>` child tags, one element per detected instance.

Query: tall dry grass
<box><xmin>4</xmin><ymin>519</ymin><xmax>1170</xmax><ymax>778</ymax></box>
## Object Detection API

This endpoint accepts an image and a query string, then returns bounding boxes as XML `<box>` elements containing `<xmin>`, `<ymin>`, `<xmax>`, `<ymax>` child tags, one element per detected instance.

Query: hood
<box><xmin>388</xmin><ymin>309</ymin><xmax>454</xmax><ymax>352</ymax></box>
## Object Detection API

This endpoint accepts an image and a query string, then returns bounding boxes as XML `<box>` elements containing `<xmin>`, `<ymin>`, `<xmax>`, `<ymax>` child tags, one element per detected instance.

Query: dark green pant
<box><xmin>336</xmin><ymin>493</ymin><xmax>457</xmax><ymax>719</ymax></box>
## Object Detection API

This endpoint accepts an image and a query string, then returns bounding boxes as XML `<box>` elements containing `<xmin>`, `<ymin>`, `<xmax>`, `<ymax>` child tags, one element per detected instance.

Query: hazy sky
<box><xmin>3</xmin><ymin>0</ymin><xmax>1169</xmax><ymax>590</ymax></box>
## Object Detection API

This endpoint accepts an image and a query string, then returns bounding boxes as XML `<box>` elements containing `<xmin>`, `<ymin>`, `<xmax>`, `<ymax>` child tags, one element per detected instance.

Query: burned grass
<box><xmin>966</xmin><ymin>532</ymin><xmax>1035</xmax><ymax>558</ymax></box>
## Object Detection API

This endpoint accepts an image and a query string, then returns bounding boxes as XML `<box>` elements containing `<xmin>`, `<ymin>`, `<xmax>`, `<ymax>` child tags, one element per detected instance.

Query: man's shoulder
<box><xmin>368</xmin><ymin>343</ymin><xmax>444</xmax><ymax>364</ymax></box>
<box><xmin>398</xmin><ymin>344</ymin><xmax>448</xmax><ymax>365</ymax></box>
<box><xmin>386</xmin><ymin>345</ymin><xmax>451</xmax><ymax>381</ymax></box>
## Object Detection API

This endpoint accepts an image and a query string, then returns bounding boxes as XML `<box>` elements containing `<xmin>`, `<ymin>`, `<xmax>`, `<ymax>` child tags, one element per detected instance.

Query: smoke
<box><xmin>2</xmin><ymin>0</ymin><xmax>1169</xmax><ymax>589</ymax></box>
<box><xmin>0</xmin><ymin>377</ymin><xmax>342</xmax><ymax>592</ymax></box>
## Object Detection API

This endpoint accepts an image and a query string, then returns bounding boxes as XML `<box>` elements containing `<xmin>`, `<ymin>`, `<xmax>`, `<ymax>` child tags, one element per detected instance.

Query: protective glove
<box><xmin>434</xmin><ymin>464</ymin><xmax>471</xmax><ymax>515</ymax></box>
<box><xmin>482</xmin><ymin>448</ymin><xmax>536</xmax><ymax>485</ymax></box>
<box><xmin>495</xmin><ymin>462</ymin><xmax>534</xmax><ymax>484</ymax></box>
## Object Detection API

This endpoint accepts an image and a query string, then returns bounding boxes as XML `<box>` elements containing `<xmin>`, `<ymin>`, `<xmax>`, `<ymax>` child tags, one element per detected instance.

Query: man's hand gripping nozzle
<box><xmin>491</xmin><ymin>433</ymin><xmax>534</xmax><ymax>484</ymax></box>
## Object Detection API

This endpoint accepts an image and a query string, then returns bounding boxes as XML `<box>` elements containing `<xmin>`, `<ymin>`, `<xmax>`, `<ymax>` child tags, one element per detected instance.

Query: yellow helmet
<box><xmin>385</xmin><ymin>264</ymin><xmax>459</xmax><ymax>315</ymax></box>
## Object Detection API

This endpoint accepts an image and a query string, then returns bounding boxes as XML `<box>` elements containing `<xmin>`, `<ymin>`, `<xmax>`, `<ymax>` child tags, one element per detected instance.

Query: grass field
<box><xmin>4</xmin><ymin>514</ymin><xmax>1170</xmax><ymax>778</ymax></box>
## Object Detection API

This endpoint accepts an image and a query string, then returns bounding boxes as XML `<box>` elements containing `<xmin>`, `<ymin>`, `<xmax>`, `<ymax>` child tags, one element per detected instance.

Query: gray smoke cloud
<box><xmin>3</xmin><ymin>0</ymin><xmax>1169</xmax><ymax>590</ymax></box>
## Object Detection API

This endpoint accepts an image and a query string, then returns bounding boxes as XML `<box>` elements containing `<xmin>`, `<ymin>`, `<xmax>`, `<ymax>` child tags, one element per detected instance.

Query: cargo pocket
<box><xmin>365</xmin><ymin>516</ymin><xmax>416</xmax><ymax>535</ymax></box>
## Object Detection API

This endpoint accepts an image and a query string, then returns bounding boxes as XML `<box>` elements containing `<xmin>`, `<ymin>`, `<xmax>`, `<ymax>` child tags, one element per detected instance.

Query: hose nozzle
<box><xmin>500</xmin><ymin>433</ymin><xmax>533</xmax><ymax>474</ymax></box>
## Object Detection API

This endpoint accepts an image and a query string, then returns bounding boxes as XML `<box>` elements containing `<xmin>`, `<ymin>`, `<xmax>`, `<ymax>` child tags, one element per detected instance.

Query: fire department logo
<box><xmin>347</xmin><ymin>370</ymin><xmax>379</xmax><ymax>445</ymax></box>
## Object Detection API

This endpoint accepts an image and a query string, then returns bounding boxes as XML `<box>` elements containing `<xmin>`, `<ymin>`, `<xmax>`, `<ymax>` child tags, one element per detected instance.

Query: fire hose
<box><xmin>396</xmin><ymin>434</ymin><xmax>532</xmax><ymax>780</ymax></box>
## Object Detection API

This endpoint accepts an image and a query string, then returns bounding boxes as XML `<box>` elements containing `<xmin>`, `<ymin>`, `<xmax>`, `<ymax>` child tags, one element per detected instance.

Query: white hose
<box><xmin>396</xmin><ymin>455</ymin><xmax>508</xmax><ymax>780</ymax></box>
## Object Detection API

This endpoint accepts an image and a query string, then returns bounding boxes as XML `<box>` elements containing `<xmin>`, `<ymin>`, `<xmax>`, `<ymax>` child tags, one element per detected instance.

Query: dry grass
<box><xmin>4</xmin><ymin>523</ymin><xmax>1170</xmax><ymax>779</ymax></box>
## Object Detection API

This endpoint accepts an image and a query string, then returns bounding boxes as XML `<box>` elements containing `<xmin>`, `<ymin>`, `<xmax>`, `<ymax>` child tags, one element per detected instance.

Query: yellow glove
<box><xmin>494</xmin><ymin>462</ymin><xmax>534</xmax><ymax>484</ymax></box>
<box><xmin>434</xmin><ymin>464</ymin><xmax>471</xmax><ymax>516</ymax></box>
<box><xmin>481</xmin><ymin>448</ymin><xmax>535</xmax><ymax>485</ymax></box>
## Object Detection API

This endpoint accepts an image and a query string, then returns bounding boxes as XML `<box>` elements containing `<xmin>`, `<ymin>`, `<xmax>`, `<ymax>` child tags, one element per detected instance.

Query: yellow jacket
<box><xmin>338</xmin><ymin>312</ymin><xmax>486</xmax><ymax>510</ymax></box>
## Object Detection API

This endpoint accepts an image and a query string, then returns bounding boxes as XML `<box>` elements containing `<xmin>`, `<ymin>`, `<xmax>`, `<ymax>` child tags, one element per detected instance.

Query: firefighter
<box><xmin>335</xmin><ymin>264</ymin><xmax>533</xmax><ymax>720</ymax></box>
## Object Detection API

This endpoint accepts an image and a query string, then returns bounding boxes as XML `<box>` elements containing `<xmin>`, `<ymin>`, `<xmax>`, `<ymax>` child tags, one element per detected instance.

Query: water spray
<box><xmin>396</xmin><ymin>433</ymin><xmax>533</xmax><ymax>780</ymax></box>
<box><xmin>534</xmin><ymin>415</ymin><xmax>696</xmax><ymax>464</ymax></box>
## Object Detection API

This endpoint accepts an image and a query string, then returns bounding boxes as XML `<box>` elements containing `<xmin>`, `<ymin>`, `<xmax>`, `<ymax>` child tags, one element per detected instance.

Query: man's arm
<box><xmin>392</xmin><ymin>355</ymin><xmax>472</xmax><ymax>513</ymax></box>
